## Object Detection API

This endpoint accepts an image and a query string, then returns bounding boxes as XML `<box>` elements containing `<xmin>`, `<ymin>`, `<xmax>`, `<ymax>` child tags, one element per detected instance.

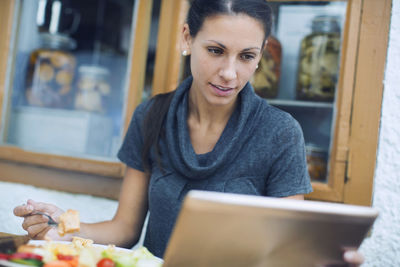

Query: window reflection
<box><xmin>4</xmin><ymin>0</ymin><xmax>137</xmax><ymax>160</ymax></box>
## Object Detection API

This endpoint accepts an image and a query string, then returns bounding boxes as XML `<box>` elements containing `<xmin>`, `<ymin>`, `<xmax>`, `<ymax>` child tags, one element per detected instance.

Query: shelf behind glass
<box><xmin>266</xmin><ymin>99</ymin><xmax>334</xmax><ymax>108</ymax></box>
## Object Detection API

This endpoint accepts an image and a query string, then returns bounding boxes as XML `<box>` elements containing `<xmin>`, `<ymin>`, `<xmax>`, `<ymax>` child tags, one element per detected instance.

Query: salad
<box><xmin>0</xmin><ymin>237</ymin><xmax>162</xmax><ymax>267</ymax></box>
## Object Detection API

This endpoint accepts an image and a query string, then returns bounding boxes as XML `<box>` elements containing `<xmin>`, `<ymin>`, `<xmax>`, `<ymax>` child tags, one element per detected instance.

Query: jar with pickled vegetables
<box><xmin>306</xmin><ymin>145</ymin><xmax>328</xmax><ymax>181</ymax></box>
<box><xmin>296</xmin><ymin>16</ymin><xmax>341</xmax><ymax>102</ymax></box>
<box><xmin>252</xmin><ymin>34</ymin><xmax>282</xmax><ymax>99</ymax></box>
<box><xmin>74</xmin><ymin>65</ymin><xmax>111</xmax><ymax>113</ymax></box>
<box><xmin>25</xmin><ymin>33</ymin><xmax>76</xmax><ymax>108</ymax></box>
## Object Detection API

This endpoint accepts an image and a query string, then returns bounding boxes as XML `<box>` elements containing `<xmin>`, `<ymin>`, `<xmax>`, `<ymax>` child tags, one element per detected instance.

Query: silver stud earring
<box><xmin>182</xmin><ymin>50</ymin><xmax>188</xmax><ymax>56</ymax></box>
<box><xmin>256</xmin><ymin>64</ymin><xmax>259</xmax><ymax>69</ymax></box>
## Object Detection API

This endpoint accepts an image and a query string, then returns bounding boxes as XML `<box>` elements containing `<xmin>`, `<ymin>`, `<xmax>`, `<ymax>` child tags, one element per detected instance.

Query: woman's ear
<box><xmin>180</xmin><ymin>23</ymin><xmax>192</xmax><ymax>56</ymax></box>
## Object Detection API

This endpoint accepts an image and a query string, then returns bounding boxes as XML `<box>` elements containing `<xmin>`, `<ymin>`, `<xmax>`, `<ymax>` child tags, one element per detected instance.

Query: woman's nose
<box><xmin>218</xmin><ymin>60</ymin><xmax>237</xmax><ymax>81</ymax></box>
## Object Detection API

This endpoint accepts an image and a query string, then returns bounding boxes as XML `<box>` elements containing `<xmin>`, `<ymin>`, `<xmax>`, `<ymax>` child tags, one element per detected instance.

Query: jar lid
<box><xmin>312</xmin><ymin>15</ymin><xmax>341</xmax><ymax>33</ymax></box>
<box><xmin>39</xmin><ymin>33</ymin><xmax>77</xmax><ymax>50</ymax></box>
<box><xmin>78</xmin><ymin>65</ymin><xmax>110</xmax><ymax>77</ymax></box>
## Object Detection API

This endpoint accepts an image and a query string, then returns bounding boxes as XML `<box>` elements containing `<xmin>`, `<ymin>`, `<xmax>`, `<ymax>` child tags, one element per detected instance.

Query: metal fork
<box><xmin>31</xmin><ymin>211</ymin><xmax>59</xmax><ymax>226</ymax></box>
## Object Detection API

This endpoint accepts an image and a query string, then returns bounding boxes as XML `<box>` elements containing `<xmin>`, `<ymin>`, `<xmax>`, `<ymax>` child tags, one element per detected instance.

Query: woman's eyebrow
<box><xmin>206</xmin><ymin>40</ymin><xmax>226</xmax><ymax>49</ymax></box>
<box><xmin>205</xmin><ymin>40</ymin><xmax>261</xmax><ymax>52</ymax></box>
<box><xmin>242</xmin><ymin>47</ymin><xmax>261</xmax><ymax>52</ymax></box>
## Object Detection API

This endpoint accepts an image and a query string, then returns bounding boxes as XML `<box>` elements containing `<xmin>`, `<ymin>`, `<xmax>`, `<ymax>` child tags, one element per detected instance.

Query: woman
<box><xmin>14</xmin><ymin>0</ymin><xmax>363</xmax><ymax>265</ymax></box>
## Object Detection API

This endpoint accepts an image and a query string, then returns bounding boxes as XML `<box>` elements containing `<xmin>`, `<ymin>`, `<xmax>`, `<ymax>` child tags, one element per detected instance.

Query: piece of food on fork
<box><xmin>58</xmin><ymin>209</ymin><xmax>80</xmax><ymax>236</ymax></box>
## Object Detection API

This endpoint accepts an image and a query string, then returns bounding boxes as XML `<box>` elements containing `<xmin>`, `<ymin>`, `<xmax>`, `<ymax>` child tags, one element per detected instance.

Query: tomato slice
<box><xmin>0</xmin><ymin>253</ymin><xmax>10</xmax><ymax>260</ymax></box>
<box><xmin>54</xmin><ymin>254</ymin><xmax>78</xmax><ymax>267</ymax></box>
<box><xmin>97</xmin><ymin>258</ymin><xmax>115</xmax><ymax>267</ymax></box>
<box><xmin>9</xmin><ymin>252</ymin><xmax>43</xmax><ymax>261</ymax></box>
<box><xmin>57</xmin><ymin>254</ymin><xmax>76</xmax><ymax>261</ymax></box>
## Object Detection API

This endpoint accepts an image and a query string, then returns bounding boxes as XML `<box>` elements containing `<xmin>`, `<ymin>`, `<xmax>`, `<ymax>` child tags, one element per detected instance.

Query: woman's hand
<box><xmin>13</xmin><ymin>199</ymin><xmax>65</xmax><ymax>240</ymax></box>
<box><xmin>322</xmin><ymin>248</ymin><xmax>364</xmax><ymax>267</ymax></box>
<box><xmin>343</xmin><ymin>248</ymin><xmax>364</xmax><ymax>266</ymax></box>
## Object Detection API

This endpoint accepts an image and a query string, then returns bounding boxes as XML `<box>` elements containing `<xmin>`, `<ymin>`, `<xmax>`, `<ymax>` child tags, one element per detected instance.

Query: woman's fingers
<box><xmin>14</xmin><ymin>199</ymin><xmax>66</xmax><ymax>240</ymax></box>
<box><xmin>13</xmin><ymin>203</ymin><xmax>34</xmax><ymax>217</ymax></box>
<box><xmin>343</xmin><ymin>250</ymin><xmax>364</xmax><ymax>266</ymax></box>
<box><xmin>27</xmin><ymin>199</ymin><xmax>60</xmax><ymax>214</ymax></box>
<box><xmin>18</xmin><ymin>204</ymin><xmax>56</xmax><ymax>239</ymax></box>
<box><xmin>21</xmin><ymin>214</ymin><xmax>63</xmax><ymax>240</ymax></box>
<box><xmin>21</xmin><ymin>214</ymin><xmax>50</xmax><ymax>239</ymax></box>
<box><xmin>24</xmin><ymin>221</ymin><xmax>52</xmax><ymax>239</ymax></box>
<box><xmin>21</xmin><ymin>214</ymin><xmax>49</xmax><ymax>230</ymax></box>
<box><xmin>27</xmin><ymin>200</ymin><xmax>65</xmax><ymax>221</ymax></box>
<box><xmin>14</xmin><ymin>199</ymin><xmax>58</xmax><ymax>217</ymax></box>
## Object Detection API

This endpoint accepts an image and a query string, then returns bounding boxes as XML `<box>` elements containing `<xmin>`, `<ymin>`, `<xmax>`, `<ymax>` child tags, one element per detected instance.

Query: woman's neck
<box><xmin>187</xmin><ymin>86</ymin><xmax>238</xmax><ymax>154</ymax></box>
<box><xmin>187</xmin><ymin>86</ymin><xmax>237</xmax><ymax>127</ymax></box>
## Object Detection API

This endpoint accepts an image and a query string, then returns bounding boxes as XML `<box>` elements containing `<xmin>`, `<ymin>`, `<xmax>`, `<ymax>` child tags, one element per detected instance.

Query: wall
<box><xmin>359</xmin><ymin>0</ymin><xmax>400</xmax><ymax>266</ymax></box>
<box><xmin>0</xmin><ymin>0</ymin><xmax>399</xmax><ymax>265</ymax></box>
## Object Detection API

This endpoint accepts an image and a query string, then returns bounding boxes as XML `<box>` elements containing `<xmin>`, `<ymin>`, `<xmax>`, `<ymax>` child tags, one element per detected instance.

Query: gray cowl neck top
<box><xmin>118</xmin><ymin>76</ymin><xmax>312</xmax><ymax>257</ymax></box>
<box><xmin>165</xmin><ymin>76</ymin><xmax>265</xmax><ymax>179</ymax></box>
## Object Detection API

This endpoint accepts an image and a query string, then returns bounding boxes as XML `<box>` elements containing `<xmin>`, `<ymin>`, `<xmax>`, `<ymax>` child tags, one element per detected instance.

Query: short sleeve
<box><xmin>117</xmin><ymin>102</ymin><xmax>150</xmax><ymax>172</ymax></box>
<box><xmin>265</xmin><ymin>117</ymin><xmax>313</xmax><ymax>197</ymax></box>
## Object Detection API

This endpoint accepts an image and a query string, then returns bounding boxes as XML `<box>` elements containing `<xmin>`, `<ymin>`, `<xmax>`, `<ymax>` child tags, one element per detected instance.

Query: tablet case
<box><xmin>163</xmin><ymin>190</ymin><xmax>378</xmax><ymax>267</ymax></box>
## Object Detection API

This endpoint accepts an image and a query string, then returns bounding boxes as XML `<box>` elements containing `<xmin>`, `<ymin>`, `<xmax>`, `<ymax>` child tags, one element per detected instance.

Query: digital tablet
<box><xmin>163</xmin><ymin>190</ymin><xmax>378</xmax><ymax>267</ymax></box>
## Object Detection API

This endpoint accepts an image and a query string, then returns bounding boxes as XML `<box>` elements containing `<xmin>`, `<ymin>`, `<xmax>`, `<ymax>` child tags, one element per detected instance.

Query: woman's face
<box><xmin>182</xmin><ymin>14</ymin><xmax>265</xmax><ymax>107</ymax></box>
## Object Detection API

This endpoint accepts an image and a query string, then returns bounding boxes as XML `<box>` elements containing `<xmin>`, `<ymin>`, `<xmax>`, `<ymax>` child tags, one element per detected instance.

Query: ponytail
<box><xmin>141</xmin><ymin>91</ymin><xmax>175</xmax><ymax>172</ymax></box>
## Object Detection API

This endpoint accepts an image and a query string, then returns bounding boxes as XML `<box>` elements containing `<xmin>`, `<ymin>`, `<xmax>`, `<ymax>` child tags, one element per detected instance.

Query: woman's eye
<box><xmin>208</xmin><ymin>47</ymin><xmax>223</xmax><ymax>55</ymax></box>
<box><xmin>241</xmin><ymin>53</ymin><xmax>256</xmax><ymax>61</ymax></box>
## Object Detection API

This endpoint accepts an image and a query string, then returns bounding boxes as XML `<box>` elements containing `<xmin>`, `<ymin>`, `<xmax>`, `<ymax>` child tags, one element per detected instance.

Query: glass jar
<box><xmin>253</xmin><ymin>35</ymin><xmax>282</xmax><ymax>99</ymax></box>
<box><xmin>296</xmin><ymin>15</ymin><xmax>341</xmax><ymax>102</ymax></box>
<box><xmin>25</xmin><ymin>33</ymin><xmax>77</xmax><ymax>108</ymax></box>
<box><xmin>306</xmin><ymin>145</ymin><xmax>328</xmax><ymax>181</ymax></box>
<box><xmin>74</xmin><ymin>65</ymin><xmax>111</xmax><ymax>113</ymax></box>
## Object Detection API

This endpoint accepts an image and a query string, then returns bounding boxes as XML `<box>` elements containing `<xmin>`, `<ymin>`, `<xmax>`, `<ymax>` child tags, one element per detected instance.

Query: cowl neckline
<box><xmin>165</xmin><ymin>76</ymin><xmax>265</xmax><ymax>180</ymax></box>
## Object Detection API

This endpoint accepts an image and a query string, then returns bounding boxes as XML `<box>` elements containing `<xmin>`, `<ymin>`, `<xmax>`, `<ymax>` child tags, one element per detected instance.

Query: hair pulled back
<box><xmin>141</xmin><ymin>0</ymin><xmax>272</xmax><ymax>172</ymax></box>
<box><xmin>187</xmin><ymin>0</ymin><xmax>272</xmax><ymax>41</ymax></box>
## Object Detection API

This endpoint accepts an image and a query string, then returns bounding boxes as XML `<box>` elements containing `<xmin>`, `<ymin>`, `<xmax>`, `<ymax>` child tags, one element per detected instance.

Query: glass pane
<box><xmin>142</xmin><ymin>0</ymin><xmax>161</xmax><ymax>102</ymax></box>
<box><xmin>254</xmin><ymin>1</ymin><xmax>347</xmax><ymax>182</ymax></box>
<box><xmin>178</xmin><ymin>1</ymin><xmax>348</xmax><ymax>183</ymax></box>
<box><xmin>1</xmin><ymin>0</ymin><xmax>138</xmax><ymax>161</ymax></box>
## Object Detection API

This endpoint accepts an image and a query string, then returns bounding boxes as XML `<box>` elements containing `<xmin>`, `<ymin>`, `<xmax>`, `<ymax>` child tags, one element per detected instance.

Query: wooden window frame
<box><xmin>0</xmin><ymin>0</ymin><xmax>153</xmax><ymax>199</ymax></box>
<box><xmin>152</xmin><ymin>0</ymin><xmax>391</xmax><ymax>205</ymax></box>
<box><xmin>0</xmin><ymin>0</ymin><xmax>391</xmax><ymax>203</ymax></box>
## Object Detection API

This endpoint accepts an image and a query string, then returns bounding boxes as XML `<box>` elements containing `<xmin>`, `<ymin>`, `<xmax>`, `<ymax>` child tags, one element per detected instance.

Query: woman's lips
<box><xmin>210</xmin><ymin>83</ymin><xmax>235</xmax><ymax>96</ymax></box>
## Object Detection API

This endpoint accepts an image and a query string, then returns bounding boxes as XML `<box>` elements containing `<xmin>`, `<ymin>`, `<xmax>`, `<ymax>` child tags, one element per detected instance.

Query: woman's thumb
<box><xmin>27</xmin><ymin>199</ymin><xmax>36</xmax><ymax>206</ymax></box>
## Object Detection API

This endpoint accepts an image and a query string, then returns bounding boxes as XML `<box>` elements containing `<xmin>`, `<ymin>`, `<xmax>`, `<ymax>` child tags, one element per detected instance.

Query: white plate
<box><xmin>28</xmin><ymin>240</ymin><xmax>133</xmax><ymax>252</ymax></box>
<box><xmin>0</xmin><ymin>259</ymin><xmax>30</xmax><ymax>267</ymax></box>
